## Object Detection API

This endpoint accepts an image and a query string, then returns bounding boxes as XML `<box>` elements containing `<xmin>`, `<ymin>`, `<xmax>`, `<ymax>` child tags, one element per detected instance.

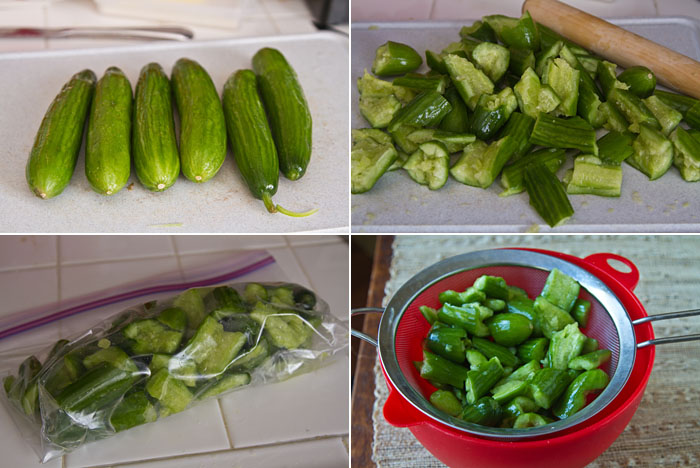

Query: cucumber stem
<box><xmin>261</xmin><ymin>192</ymin><xmax>317</xmax><ymax>217</ymax></box>
<box><xmin>262</xmin><ymin>193</ymin><xmax>277</xmax><ymax>214</ymax></box>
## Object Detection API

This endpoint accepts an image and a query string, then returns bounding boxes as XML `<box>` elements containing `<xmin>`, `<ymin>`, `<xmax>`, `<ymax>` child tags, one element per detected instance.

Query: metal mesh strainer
<box><xmin>352</xmin><ymin>248</ymin><xmax>700</xmax><ymax>441</ymax></box>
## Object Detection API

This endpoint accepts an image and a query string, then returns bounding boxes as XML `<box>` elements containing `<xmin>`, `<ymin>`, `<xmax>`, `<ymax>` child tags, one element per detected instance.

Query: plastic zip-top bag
<box><xmin>1</xmin><ymin>277</ymin><xmax>347</xmax><ymax>463</ymax></box>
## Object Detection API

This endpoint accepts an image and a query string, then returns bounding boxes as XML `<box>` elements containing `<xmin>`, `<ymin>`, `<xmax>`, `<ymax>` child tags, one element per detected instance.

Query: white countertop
<box><xmin>0</xmin><ymin>234</ymin><xmax>349</xmax><ymax>468</ymax></box>
<box><xmin>351</xmin><ymin>0</ymin><xmax>700</xmax><ymax>21</ymax></box>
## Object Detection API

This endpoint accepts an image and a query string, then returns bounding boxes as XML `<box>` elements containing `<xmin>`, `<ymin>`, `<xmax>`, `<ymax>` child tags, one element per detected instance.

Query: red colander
<box><xmin>352</xmin><ymin>248</ymin><xmax>700</xmax><ymax>468</ymax></box>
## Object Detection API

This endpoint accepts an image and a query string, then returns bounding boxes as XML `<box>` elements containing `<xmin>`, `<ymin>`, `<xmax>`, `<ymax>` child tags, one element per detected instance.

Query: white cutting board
<box><xmin>0</xmin><ymin>32</ymin><xmax>349</xmax><ymax>233</ymax></box>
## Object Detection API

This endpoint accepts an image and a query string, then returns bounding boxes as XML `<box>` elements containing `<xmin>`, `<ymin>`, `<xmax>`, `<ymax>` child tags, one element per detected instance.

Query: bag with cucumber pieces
<box><xmin>0</xmin><ymin>282</ymin><xmax>347</xmax><ymax>462</ymax></box>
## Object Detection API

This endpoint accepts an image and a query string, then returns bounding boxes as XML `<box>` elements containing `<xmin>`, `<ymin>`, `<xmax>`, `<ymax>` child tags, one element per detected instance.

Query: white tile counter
<box><xmin>352</xmin><ymin>0</ymin><xmax>700</xmax><ymax>21</ymax></box>
<box><xmin>0</xmin><ymin>235</ymin><xmax>349</xmax><ymax>468</ymax></box>
<box><xmin>0</xmin><ymin>0</ymin><xmax>319</xmax><ymax>53</ymax></box>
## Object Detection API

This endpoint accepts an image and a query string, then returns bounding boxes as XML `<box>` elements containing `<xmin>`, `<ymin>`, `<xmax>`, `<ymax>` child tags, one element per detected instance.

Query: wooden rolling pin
<box><xmin>522</xmin><ymin>0</ymin><xmax>700</xmax><ymax>100</ymax></box>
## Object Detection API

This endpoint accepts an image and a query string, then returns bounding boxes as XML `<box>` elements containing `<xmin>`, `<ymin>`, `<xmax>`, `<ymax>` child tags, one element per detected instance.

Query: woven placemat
<box><xmin>372</xmin><ymin>235</ymin><xmax>700</xmax><ymax>468</ymax></box>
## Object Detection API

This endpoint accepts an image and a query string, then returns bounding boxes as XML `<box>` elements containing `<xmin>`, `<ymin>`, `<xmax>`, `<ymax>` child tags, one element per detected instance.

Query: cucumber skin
<box><xmin>222</xmin><ymin>69</ymin><xmax>278</xmax><ymax>202</ymax></box>
<box><xmin>253</xmin><ymin>48</ymin><xmax>312</xmax><ymax>181</ymax></box>
<box><xmin>85</xmin><ymin>67</ymin><xmax>132</xmax><ymax>195</ymax></box>
<box><xmin>132</xmin><ymin>63</ymin><xmax>180</xmax><ymax>192</ymax></box>
<box><xmin>171</xmin><ymin>58</ymin><xmax>227</xmax><ymax>183</ymax></box>
<box><xmin>26</xmin><ymin>69</ymin><xmax>96</xmax><ymax>199</ymax></box>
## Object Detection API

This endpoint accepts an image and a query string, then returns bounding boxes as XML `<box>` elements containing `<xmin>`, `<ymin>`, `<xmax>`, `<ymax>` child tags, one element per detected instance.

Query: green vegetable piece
<box><xmin>542</xmin><ymin>58</ymin><xmax>580</xmax><ymax>117</ymax></box>
<box><xmin>541</xmin><ymin>268</ymin><xmax>580</xmax><ymax>313</ymax></box>
<box><xmin>608</xmin><ymin>87</ymin><xmax>660</xmax><ymax>133</ymax></box>
<box><xmin>443</xmin><ymin>54</ymin><xmax>494</xmax><ymax>110</ymax></box>
<box><xmin>373</xmin><ymin>41</ymin><xmax>423</xmax><ymax>76</ymax></box>
<box><xmin>535</xmin><ymin>40</ymin><xmax>563</xmax><ymax>76</ymax></box>
<box><xmin>582</xmin><ymin>337</ymin><xmax>600</xmax><ymax>355</ymax></box>
<box><xmin>357</xmin><ymin>70</ymin><xmax>401</xmax><ymax>128</ymax></box>
<box><xmin>485</xmin><ymin>12</ymin><xmax>540</xmax><ymax>50</ymax></box>
<box><xmin>390</xmin><ymin>123</ymin><xmax>419</xmax><ymax>154</ymax></box>
<box><xmin>466</xmin><ymin>349</ymin><xmax>488</xmax><ymax>369</ymax></box>
<box><xmin>426</xmin><ymin>326</ymin><xmax>468</xmax><ymax>363</ymax></box>
<box><xmin>472</xmin><ymin>337</ymin><xmax>519</xmax><ymax>368</ymax></box>
<box><xmin>460</xmin><ymin>396</ymin><xmax>502</xmax><ymax>426</ymax></box>
<box><xmin>528</xmin><ymin>367</ymin><xmax>573</xmax><ymax>409</ymax></box>
<box><xmin>146</xmin><ymin>368</ymin><xmax>192</xmax><ymax>415</ymax></box>
<box><xmin>509</xmin><ymin>47</ymin><xmax>536</xmax><ymax>77</ymax></box>
<box><xmin>450</xmin><ymin>136</ymin><xmax>514</xmax><ymax>189</ymax></box>
<box><xmin>46</xmin><ymin>339</ymin><xmax>70</xmax><ymax>365</ymax></box>
<box><xmin>420</xmin><ymin>350</ymin><xmax>470</xmax><ymax>388</ymax></box>
<box><xmin>178</xmin><ymin>315</ymin><xmax>246</xmax><ymax>375</ymax></box>
<box><xmin>502</xmin><ymin>395</ymin><xmax>539</xmax><ymax>426</ymax></box>
<box><xmin>487</xmin><ymin>313</ymin><xmax>533</xmax><ymax>346</ymax></box>
<box><xmin>474</xmin><ymin>275</ymin><xmax>508</xmax><ymax>300</ymax></box>
<box><xmin>530</xmin><ymin>114</ymin><xmax>598</xmax><ymax>155</ymax></box>
<box><xmin>460</xmin><ymin>20</ymin><xmax>498</xmax><ymax>42</ymax></box>
<box><xmin>507</xmin><ymin>285</ymin><xmax>529</xmax><ymax>301</ymax></box>
<box><xmin>149</xmin><ymin>353</ymin><xmax>170</xmax><ymax>374</ymax></box>
<box><xmin>55</xmin><ymin>362</ymin><xmax>136</xmax><ymax>413</ymax></box>
<box><xmin>523</xmin><ymin>163</ymin><xmax>574</xmax><ymax>228</ymax></box>
<box><xmin>403</xmin><ymin>141</ymin><xmax>450</xmax><ymax>190</ymax></box>
<box><xmin>597</xmin><ymin>131</ymin><xmax>635</xmax><ymax>166</ymax></box>
<box><xmin>618</xmin><ymin>66</ymin><xmax>656</xmax><ymax>98</ymax></box>
<box><xmin>600</xmin><ymin>101</ymin><xmax>630</xmax><ymax>133</ymax></box>
<box><xmin>419</xmin><ymin>305</ymin><xmax>439</xmax><ymax>324</ymax></box>
<box><xmin>653</xmin><ymin>89</ymin><xmax>699</xmax><ymax>116</ymax></box>
<box><xmin>407</xmin><ymin>129</ymin><xmax>476</xmax><ymax>153</ymax></box>
<box><xmin>388</xmin><ymin>90</ymin><xmax>451</xmax><ymax>132</ymax></box>
<box><xmin>294</xmin><ymin>288</ymin><xmax>317</xmax><ymax>310</ymax></box>
<box><xmin>351</xmin><ymin>128</ymin><xmax>398</xmax><ymax>194</ymax></box>
<box><xmin>270</xmin><ymin>286</ymin><xmax>295</xmax><ymax>307</ymax></box>
<box><xmin>110</xmin><ymin>392</ymin><xmax>157</xmax><ymax>432</ymax></box>
<box><xmin>548</xmin><ymin>323</ymin><xmax>586</xmax><ymax>370</ymax></box>
<box><xmin>553</xmin><ymin>369</ymin><xmax>609</xmax><ymax>419</ymax></box>
<box><xmin>518</xmin><ymin>338</ymin><xmax>548</xmax><ymax>363</ymax></box>
<box><xmin>483</xmin><ymin>298</ymin><xmax>506</xmax><ymax>311</ymax></box>
<box><xmin>498</xmin><ymin>111</ymin><xmax>535</xmax><ymax>162</ymax></box>
<box><xmin>438</xmin><ymin>303</ymin><xmax>490</xmax><ymax>337</ymax></box>
<box><xmin>392</xmin><ymin>73</ymin><xmax>449</xmax><ymax>93</ymax></box>
<box><xmin>250</xmin><ymin>302</ymin><xmax>312</xmax><ymax>350</ymax></box>
<box><xmin>430</xmin><ymin>389</ymin><xmax>463</xmax><ymax>417</ymax></box>
<box><xmin>7</xmin><ymin>356</ymin><xmax>42</xmax><ymax>416</ymax></box>
<box><xmin>173</xmin><ymin>288</ymin><xmax>207</xmax><ymax>333</ymax></box>
<box><xmin>466</xmin><ymin>357</ymin><xmax>504</xmax><ymax>404</ymax></box>
<box><xmin>208</xmin><ymin>287</ymin><xmax>247</xmax><ymax>319</ymax></box>
<box><xmin>627</xmin><ymin>123</ymin><xmax>674</xmax><ymax>180</ymax></box>
<box><xmin>197</xmin><ymin>373</ymin><xmax>251</xmax><ymax>400</ymax></box>
<box><xmin>505</xmin><ymin>359</ymin><xmax>541</xmax><ymax>383</ymax></box>
<box><xmin>124</xmin><ymin>319</ymin><xmax>183</xmax><ymax>354</ymax></box>
<box><xmin>513</xmin><ymin>68</ymin><xmax>561</xmax><ymax>119</ymax></box>
<box><xmin>513</xmin><ymin>412</ymin><xmax>549</xmax><ymax>428</ymax></box>
<box><xmin>670</xmin><ymin>126</ymin><xmax>700</xmax><ymax>182</ymax></box>
<box><xmin>500</xmin><ymin>148</ymin><xmax>565</xmax><ymax>197</ymax></box>
<box><xmin>439</xmin><ymin>86</ymin><xmax>471</xmax><ymax>133</ymax></box>
<box><xmin>568</xmin><ymin>349</ymin><xmax>612</xmax><ymax>371</ymax></box>
<box><xmin>491</xmin><ymin>379</ymin><xmax>528</xmax><ymax>403</ymax></box>
<box><xmin>597</xmin><ymin>60</ymin><xmax>629</xmax><ymax>98</ymax></box>
<box><xmin>471</xmin><ymin>42</ymin><xmax>510</xmax><ymax>83</ymax></box>
<box><xmin>534</xmin><ymin>296</ymin><xmax>576</xmax><ymax>339</ymax></box>
<box><xmin>230</xmin><ymin>338</ymin><xmax>270</xmax><ymax>371</ymax></box>
<box><xmin>83</xmin><ymin>347</ymin><xmax>138</xmax><ymax>373</ymax></box>
<box><xmin>470</xmin><ymin>87</ymin><xmax>518</xmax><ymax>140</ymax></box>
<box><xmin>643</xmin><ymin>95</ymin><xmax>682</xmax><ymax>136</ymax></box>
<box><xmin>571</xmin><ymin>299</ymin><xmax>591</xmax><ymax>327</ymax></box>
<box><xmin>439</xmin><ymin>287</ymin><xmax>486</xmax><ymax>306</ymax></box>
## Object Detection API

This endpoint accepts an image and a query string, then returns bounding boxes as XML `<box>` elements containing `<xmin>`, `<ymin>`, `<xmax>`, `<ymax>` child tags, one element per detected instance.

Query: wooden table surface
<box><xmin>351</xmin><ymin>235</ymin><xmax>393</xmax><ymax>468</ymax></box>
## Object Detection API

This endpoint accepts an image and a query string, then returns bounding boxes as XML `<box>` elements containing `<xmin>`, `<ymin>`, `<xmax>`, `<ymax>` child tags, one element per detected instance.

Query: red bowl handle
<box><xmin>384</xmin><ymin>387</ymin><xmax>426</xmax><ymax>427</ymax></box>
<box><xmin>582</xmin><ymin>253</ymin><xmax>640</xmax><ymax>291</ymax></box>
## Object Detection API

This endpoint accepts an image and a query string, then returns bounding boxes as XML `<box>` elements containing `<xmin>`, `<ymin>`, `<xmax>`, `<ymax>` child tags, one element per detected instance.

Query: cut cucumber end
<box><xmin>262</xmin><ymin>193</ymin><xmax>277</xmax><ymax>214</ymax></box>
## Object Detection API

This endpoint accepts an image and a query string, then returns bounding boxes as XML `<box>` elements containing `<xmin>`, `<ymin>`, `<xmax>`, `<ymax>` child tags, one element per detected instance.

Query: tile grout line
<box><xmin>107</xmin><ymin>434</ymin><xmax>349</xmax><ymax>468</ymax></box>
<box><xmin>169</xmin><ymin>236</ymin><xmax>186</xmax><ymax>282</ymax></box>
<box><xmin>216</xmin><ymin>398</ymin><xmax>235</xmax><ymax>450</ymax></box>
<box><xmin>428</xmin><ymin>0</ymin><xmax>437</xmax><ymax>20</ymax></box>
<box><xmin>288</xmin><ymin>245</ymin><xmax>316</xmax><ymax>292</ymax></box>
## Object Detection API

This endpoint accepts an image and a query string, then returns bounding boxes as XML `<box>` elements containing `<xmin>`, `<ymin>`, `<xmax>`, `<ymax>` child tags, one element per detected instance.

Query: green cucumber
<box><xmin>253</xmin><ymin>48</ymin><xmax>312</xmax><ymax>181</ymax></box>
<box><xmin>132</xmin><ymin>63</ymin><xmax>180</xmax><ymax>192</ymax></box>
<box><xmin>222</xmin><ymin>69</ymin><xmax>315</xmax><ymax>216</ymax></box>
<box><xmin>618</xmin><ymin>66</ymin><xmax>656</xmax><ymax>98</ymax></box>
<box><xmin>171</xmin><ymin>58</ymin><xmax>227</xmax><ymax>183</ymax></box>
<box><xmin>26</xmin><ymin>69</ymin><xmax>96</xmax><ymax>199</ymax></box>
<box><xmin>85</xmin><ymin>67</ymin><xmax>132</xmax><ymax>196</ymax></box>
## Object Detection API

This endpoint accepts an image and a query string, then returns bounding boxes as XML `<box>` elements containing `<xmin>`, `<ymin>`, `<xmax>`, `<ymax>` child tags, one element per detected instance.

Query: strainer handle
<box><xmin>583</xmin><ymin>253</ymin><xmax>640</xmax><ymax>291</ymax></box>
<box><xmin>633</xmin><ymin>308</ymin><xmax>700</xmax><ymax>348</ymax></box>
<box><xmin>351</xmin><ymin>308</ymin><xmax>384</xmax><ymax>347</ymax></box>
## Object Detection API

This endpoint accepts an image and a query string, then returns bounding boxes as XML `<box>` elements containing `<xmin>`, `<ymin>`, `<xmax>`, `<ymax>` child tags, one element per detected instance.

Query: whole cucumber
<box><xmin>222</xmin><ymin>69</ymin><xmax>279</xmax><ymax>213</ymax></box>
<box><xmin>26</xmin><ymin>69</ymin><xmax>96</xmax><ymax>199</ymax></box>
<box><xmin>85</xmin><ymin>67</ymin><xmax>132</xmax><ymax>195</ymax></box>
<box><xmin>171</xmin><ymin>58</ymin><xmax>227</xmax><ymax>183</ymax></box>
<box><xmin>132</xmin><ymin>63</ymin><xmax>180</xmax><ymax>192</ymax></box>
<box><xmin>252</xmin><ymin>48</ymin><xmax>312</xmax><ymax>181</ymax></box>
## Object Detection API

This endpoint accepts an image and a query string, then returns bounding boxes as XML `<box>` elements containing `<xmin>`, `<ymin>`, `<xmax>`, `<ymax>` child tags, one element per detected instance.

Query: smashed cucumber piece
<box><xmin>670</xmin><ymin>127</ymin><xmax>700</xmax><ymax>182</ymax></box>
<box><xmin>403</xmin><ymin>141</ymin><xmax>450</xmax><ymax>190</ymax></box>
<box><xmin>146</xmin><ymin>368</ymin><xmax>192</xmax><ymax>415</ymax></box>
<box><xmin>542</xmin><ymin>58</ymin><xmax>580</xmax><ymax>117</ymax></box>
<box><xmin>443</xmin><ymin>53</ymin><xmax>494</xmax><ymax>110</ymax></box>
<box><xmin>351</xmin><ymin>128</ymin><xmax>398</xmax><ymax>194</ymax></box>
<box><xmin>177</xmin><ymin>316</ymin><xmax>246</xmax><ymax>375</ymax></box>
<box><xmin>566</xmin><ymin>155</ymin><xmax>623</xmax><ymax>197</ymax></box>
<box><xmin>110</xmin><ymin>392</ymin><xmax>157</xmax><ymax>432</ymax></box>
<box><xmin>513</xmin><ymin>67</ymin><xmax>560</xmax><ymax>119</ymax></box>
<box><xmin>250</xmin><ymin>302</ymin><xmax>313</xmax><ymax>349</ymax></box>
<box><xmin>450</xmin><ymin>136</ymin><xmax>513</xmax><ymax>189</ymax></box>
<box><xmin>627</xmin><ymin>123</ymin><xmax>674</xmax><ymax>180</ymax></box>
<box><xmin>173</xmin><ymin>288</ymin><xmax>206</xmax><ymax>332</ymax></box>
<box><xmin>197</xmin><ymin>373</ymin><xmax>251</xmax><ymax>400</ymax></box>
<box><xmin>124</xmin><ymin>318</ymin><xmax>183</xmax><ymax>355</ymax></box>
